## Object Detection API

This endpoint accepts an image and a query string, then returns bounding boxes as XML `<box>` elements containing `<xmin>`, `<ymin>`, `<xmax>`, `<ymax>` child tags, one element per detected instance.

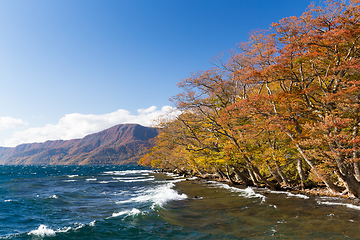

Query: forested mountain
<box><xmin>0</xmin><ymin>124</ymin><xmax>158</xmax><ymax>165</ymax></box>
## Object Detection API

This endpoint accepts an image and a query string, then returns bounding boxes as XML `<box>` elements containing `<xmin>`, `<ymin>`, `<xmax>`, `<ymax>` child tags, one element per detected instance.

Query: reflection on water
<box><xmin>163</xmin><ymin>179</ymin><xmax>360</xmax><ymax>239</ymax></box>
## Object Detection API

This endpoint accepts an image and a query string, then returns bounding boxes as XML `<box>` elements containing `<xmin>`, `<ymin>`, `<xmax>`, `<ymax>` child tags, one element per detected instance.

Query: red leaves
<box><xmin>143</xmin><ymin>0</ymin><xmax>360</xmax><ymax>196</ymax></box>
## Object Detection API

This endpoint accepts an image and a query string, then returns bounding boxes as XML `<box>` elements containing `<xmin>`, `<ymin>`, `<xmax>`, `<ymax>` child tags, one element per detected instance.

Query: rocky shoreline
<box><xmin>156</xmin><ymin>168</ymin><xmax>360</xmax><ymax>206</ymax></box>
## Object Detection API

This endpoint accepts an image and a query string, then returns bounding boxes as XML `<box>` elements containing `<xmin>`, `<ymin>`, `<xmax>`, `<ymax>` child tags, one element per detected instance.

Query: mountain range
<box><xmin>0</xmin><ymin>124</ymin><xmax>158</xmax><ymax>165</ymax></box>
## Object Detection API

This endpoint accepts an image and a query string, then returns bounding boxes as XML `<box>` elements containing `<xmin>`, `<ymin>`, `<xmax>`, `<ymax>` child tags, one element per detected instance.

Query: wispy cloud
<box><xmin>2</xmin><ymin>106</ymin><xmax>179</xmax><ymax>147</ymax></box>
<box><xmin>0</xmin><ymin>117</ymin><xmax>28</xmax><ymax>130</ymax></box>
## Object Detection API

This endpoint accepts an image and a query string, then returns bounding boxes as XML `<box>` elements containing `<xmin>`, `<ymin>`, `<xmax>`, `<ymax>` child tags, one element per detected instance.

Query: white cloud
<box><xmin>2</xmin><ymin>106</ymin><xmax>179</xmax><ymax>147</ymax></box>
<box><xmin>0</xmin><ymin>117</ymin><xmax>28</xmax><ymax>130</ymax></box>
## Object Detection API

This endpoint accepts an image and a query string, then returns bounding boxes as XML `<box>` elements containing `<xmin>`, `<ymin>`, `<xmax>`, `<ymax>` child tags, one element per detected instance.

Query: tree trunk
<box><xmin>214</xmin><ymin>168</ymin><xmax>227</xmax><ymax>181</ymax></box>
<box><xmin>352</xmin><ymin>119</ymin><xmax>360</xmax><ymax>182</ymax></box>
<box><xmin>246</xmin><ymin>163</ymin><xmax>259</xmax><ymax>187</ymax></box>
<box><xmin>274</xmin><ymin>159</ymin><xmax>290</xmax><ymax>187</ymax></box>
<box><xmin>335</xmin><ymin>170</ymin><xmax>360</xmax><ymax>198</ymax></box>
<box><xmin>294</xmin><ymin>141</ymin><xmax>343</xmax><ymax>193</ymax></box>
<box><xmin>354</xmin><ymin>162</ymin><xmax>360</xmax><ymax>182</ymax></box>
<box><xmin>297</xmin><ymin>158</ymin><xmax>306</xmax><ymax>190</ymax></box>
<box><xmin>246</xmin><ymin>160</ymin><xmax>276</xmax><ymax>190</ymax></box>
<box><xmin>267</xmin><ymin>162</ymin><xmax>283</xmax><ymax>185</ymax></box>
<box><xmin>225</xmin><ymin>164</ymin><xmax>237</xmax><ymax>184</ymax></box>
<box><xmin>230</xmin><ymin>165</ymin><xmax>251</xmax><ymax>185</ymax></box>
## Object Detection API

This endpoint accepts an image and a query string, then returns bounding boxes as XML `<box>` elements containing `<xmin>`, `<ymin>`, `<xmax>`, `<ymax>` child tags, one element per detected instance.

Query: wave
<box><xmin>116</xmin><ymin>182</ymin><xmax>187</xmax><ymax>209</ymax></box>
<box><xmin>28</xmin><ymin>225</ymin><xmax>56</xmax><ymax>237</ymax></box>
<box><xmin>27</xmin><ymin>220</ymin><xmax>97</xmax><ymax>238</ymax></box>
<box><xmin>98</xmin><ymin>175</ymin><xmax>156</xmax><ymax>183</ymax></box>
<box><xmin>113</xmin><ymin>176</ymin><xmax>155</xmax><ymax>180</ymax></box>
<box><xmin>209</xmin><ymin>181</ymin><xmax>266</xmax><ymax>204</ymax></box>
<box><xmin>98</xmin><ymin>180</ymin><xmax>118</xmax><ymax>184</ymax></box>
<box><xmin>103</xmin><ymin>170</ymin><xmax>152</xmax><ymax>176</ymax></box>
<box><xmin>68</xmin><ymin>175</ymin><xmax>79</xmax><ymax>178</ymax></box>
<box><xmin>269</xmin><ymin>190</ymin><xmax>310</xmax><ymax>199</ymax></box>
<box><xmin>86</xmin><ymin>178</ymin><xmax>97</xmax><ymax>181</ymax></box>
<box><xmin>117</xmin><ymin>178</ymin><xmax>155</xmax><ymax>183</ymax></box>
<box><xmin>317</xmin><ymin>201</ymin><xmax>360</xmax><ymax>210</ymax></box>
<box><xmin>111</xmin><ymin>208</ymin><xmax>142</xmax><ymax>218</ymax></box>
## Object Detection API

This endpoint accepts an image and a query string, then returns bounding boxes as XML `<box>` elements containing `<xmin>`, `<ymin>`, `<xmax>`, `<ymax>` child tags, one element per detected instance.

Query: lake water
<box><xmin>0</xmin><ymin>165</ymin><xmax>359</xmax><ymax>239</ymax></box>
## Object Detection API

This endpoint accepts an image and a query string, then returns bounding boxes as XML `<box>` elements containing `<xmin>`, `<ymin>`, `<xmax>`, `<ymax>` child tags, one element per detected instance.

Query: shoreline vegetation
<box><xmin>140</xmin><ymin>1</ymin><xmax>360</xmax><ymax>200</ymax></box>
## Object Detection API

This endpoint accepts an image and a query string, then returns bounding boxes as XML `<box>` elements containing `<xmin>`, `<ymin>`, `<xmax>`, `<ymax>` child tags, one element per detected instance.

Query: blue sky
<box><xmin>0</xmin><ymin>0</ymin><xmax>313</xmax><ymax>147</ymax></box>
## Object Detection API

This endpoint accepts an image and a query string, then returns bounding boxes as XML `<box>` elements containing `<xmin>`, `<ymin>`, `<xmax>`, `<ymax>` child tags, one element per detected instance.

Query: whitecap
<box><xmin>112</xmin><ymin>176</ymin><xmax>154</xmax><ymax>180</ymax></box>
<box><xmin>49</xmin><ymin>194</ymin><xmax>58</xmax><ymax>199</ymax></box>
<box><xmin>4</xmin><ymin>199</ymin><xmax>12</xmax><ymax>202</ymax></box>
<box><xmin>164</xmin><ymin>172</ymin><xmax>179</xmax><ymax>177</ymax></box>
<box><xmin>242</xmin><ymin>187</ymin><xmax>266</xmax><ymax>204</ymax></box>
<box><xmin>86</xmin><ymin>178</ymin><xmax>97</xmax><ymax>181</ymax></box>
<box><xmin>56</xmin><ymin>226</ymin><xmax>72</xmax><ymax>233</ymax></box>
<box><xmin>111</xmin><ymin>210</ymin><xmax>130</xmax><ymax>217</ymax></box>
<box><xmin>116</xmin><ymin>182</ymin><xmax>187</xmax><ymax>208</ymax></box>
<box><xmin>317</xmin><ymin>201</ymin><xmax>360</xmax><ymax>210</ymax></box>
<box><xmin>209</xmin><ymin>181</ymin><xmax>266</xmax><ymax>204</ymax></box>
<box><xmin>63</xmin><ymin>180</ymin><xmax>77</xmax><ymax>182</ymax></box>
<box><xmin>117</xmin><ymin>178</ymin><xmax>155</xmax><ymax>183</ymax></box>
<box><xmin>270</xmin><ymin>227</ymin><xmax>277</xmax><ymax>236</ymax></box>
<box><xmin>127</xmin><ymin>208</ymin><xmax>141</xmax><ymax>216</ymax></box>
<box><xmin>111</xmin><ymin>208</ymin><xmax>141</xmax><ymax>218</ymax></box>
<box><xmin>103</xmin><ymin>170</ymin><xmax>152</xmax><ymax>176</ymax></box>
<box><xmin>28</xmin><ymin>224</ymin><xmax>56</xmax><ymax>237</ymax></box>
<box><xmin>269</xmin><ymin>190</ymin><xmax>310</xmax><ymax>199</ymax></box>
<box><xmin>54</xmin><ymin>222</ymin><xmax>92</xmax><ymax>234</ymax></box>
<box><xmin>187</xmin><ymin>177</ymin><xmax>198</xmax><ymax>180</ymax></box>
<box><xmin>68</xmin><ymin>175</ymin><xmax>78</xmax><ymax>178</ymax></box>
<box><xmin>73</xmin><ymin>223</ymin><xmax>85</xmax><ymax>231</ymax></box>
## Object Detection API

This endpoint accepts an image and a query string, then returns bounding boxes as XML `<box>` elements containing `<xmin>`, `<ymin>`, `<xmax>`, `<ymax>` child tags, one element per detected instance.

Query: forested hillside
<box><xmin>0</xmin><ymin>124</ymin><xmax>158</xmax><ymax>165</ymax></box>
<box><xmin>140</xmin><ymin>1</ymin><xmax>360</xmax><ymax>197</ymax></box>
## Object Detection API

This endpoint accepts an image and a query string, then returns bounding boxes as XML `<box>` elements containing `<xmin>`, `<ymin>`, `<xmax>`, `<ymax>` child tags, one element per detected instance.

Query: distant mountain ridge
<box><xmin>0</xmin><ymin>124</ymin><xmax>158</xmax><ymax>165</ymax></box>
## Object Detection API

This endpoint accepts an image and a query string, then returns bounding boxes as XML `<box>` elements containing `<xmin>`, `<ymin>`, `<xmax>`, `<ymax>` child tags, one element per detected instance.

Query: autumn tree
<box><xmin>140</xmin><ymin>0</ymin><xmax>360</xmax><ymax>197</ymax></box>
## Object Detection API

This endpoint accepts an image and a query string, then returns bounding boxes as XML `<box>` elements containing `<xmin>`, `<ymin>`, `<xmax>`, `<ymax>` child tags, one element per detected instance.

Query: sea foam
<box><xmin>317</xmin><ymin>201</ymin><xmax>360</xmax><ymax>210</ymax></box>
<box><xmin>111</xmin><ymin>208</ymin><xmax>142</xmax><ymax>218</ymax></box>
<box><xmin>28</xmin><ymin>225</ymin><xmax>56</xmax><ymax>237</ymax></box>
<box><xmin>209</xmin><ymin>181</ymin><xmax>266</xmax><ymax>203</ymax></box>
<box><xmin>269</xmin><ymin>190</ymin><xmax>310</xmax><ymax>199</ymax></box>
<box><xmin>103</xmin><ymin>170</ymin><xmax>152</xmax><ymax>176</ymax></box>
<box><xmin>116</xmin><ymin>182</ymin><xmax>187</xmax><ymax>209</ymax></box>
<box><xmin>86</xmin><ymin>178</ymin><xmax>97</xmax><ymax>181</ymax></box>
<box><xmin>118</xmin><ymin>178</ymin><xmax>155</xmax><ymax>183</ymax></box>
<box><xmin>68</xmin><ymin>175</ymin><xmax>78</xmax><ymax>178</ymax></box>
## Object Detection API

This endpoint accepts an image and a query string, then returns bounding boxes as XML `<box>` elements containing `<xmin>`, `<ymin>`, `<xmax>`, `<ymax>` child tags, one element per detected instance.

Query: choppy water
<box><xmin>0</xmin><ymin>165</ymin><xmax>359</xmax><ymax>239</ymax></box>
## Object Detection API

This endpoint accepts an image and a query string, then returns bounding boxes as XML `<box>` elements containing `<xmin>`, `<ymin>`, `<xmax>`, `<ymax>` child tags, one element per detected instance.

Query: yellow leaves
<box><xmin>140</xmin><ymin>0</ymin><xmax>360</xmax><ymax>195</ymax></box>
